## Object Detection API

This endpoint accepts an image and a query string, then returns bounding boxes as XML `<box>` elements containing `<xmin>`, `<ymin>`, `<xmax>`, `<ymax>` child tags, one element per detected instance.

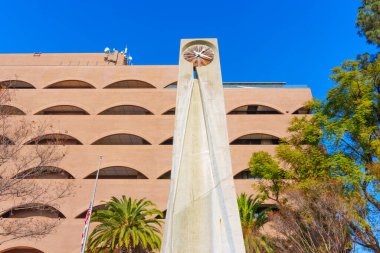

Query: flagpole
<box><xmin>81</xmin><ymin>155</ymin><xmax>103</xmax><ymax>253</ymax></box>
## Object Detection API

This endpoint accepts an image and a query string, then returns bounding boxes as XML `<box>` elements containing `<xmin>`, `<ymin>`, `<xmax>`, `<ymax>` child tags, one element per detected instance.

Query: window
<box><xmin>84</xmin><ymin>166</ymin><xmax>148</xmax><ymax>179</ymax></box>
<box><xmin>92</xmin><ymin>134</ymin><xmax>151</xmax><ymax>145</ymax></box>
<box><xmin>99</xmin><ymin>105</ymin><xmax>153</xmax><ymax>115</ymax></box>
<box><xmin>160</xmin><ymin>137</ymin><xmax>173</xmax><ymax>145</ymax></box>
<box><xmin>157</xmin><ymin>171</ymin><xmax>171</xmax><ymax>179</ymax></box>
<box><xmin>228</xmin><ymin>105</ymin><xmax>282</xmax><ymax>114</ymax></box>
<box><xmin>0</xmin><ymin>80</ymin><xmax>35</xmax><ymax>89</ymax></box>
<box><xmin>1</xmin><ymin>204</ymin><xmax>65</xmax><ymax>218</ymax></box>
<box><xmin>234</xmin><ymin>169</ymin><xmax>255</xmax><ymax>179</ymax></box>
<box><xmin>162</xmin><ymin>108</ymin><xmax>175</xmax><ymax>115</ymax></box>
<box><xmin>26</xmin><ymin>134</ymin><xmax>82</xmax><ymax>145</ymax></box>
<box><xmin>231</xmin><ymin>134</ymin><xmax>280</xmax><ymax>145</ymax></box>
<box><xmin>45</xmin><ymin>80</ymin><xmax>95</xmax><ymax>89</ymax></box>
<box><xmin>35</xmin><ymin>105</ymin><xmax>89</xmax><ymax>115</ymax></box>
<box><xmin>164</xmin><ymin>82</ymin><xmax>177</xmax><ymax>88</ymax></box>
<box><xmin>292</xmin><ymin>107</ymin><xmax>311</xmax><ymax>114</ymax></box>
<box><xmin>104</xmin><ymin>80</ymin><xmax>155</xmax><ymax>89</ymax></box>
<box><xmin>76</xmin><ymin>204</ymin><xmax>106</xmax><ymax>218</ymax></box>
<box><xmin>0</xmin><ymin>105</ymin><xmax>26</xmax><ymax>115</ymax></box>
<box><xmin>13</xmin><ymin>166</ymin><xmax>74</xmax><ymax>179</ymax></box>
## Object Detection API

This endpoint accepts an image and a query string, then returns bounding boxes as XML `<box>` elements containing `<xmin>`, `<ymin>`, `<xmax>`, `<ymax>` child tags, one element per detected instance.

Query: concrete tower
<box><xmin>161</xmin><ymin>39</ymin><xmax>246</xmax><ymax>253</ymax></box>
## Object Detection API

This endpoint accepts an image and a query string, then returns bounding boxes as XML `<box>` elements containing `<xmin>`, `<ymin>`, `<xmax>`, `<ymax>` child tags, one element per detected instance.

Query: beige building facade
<box><xmin>0</xmin><ymin>53</ymin><xmax>312</xmax><ymax>253</ymax></box>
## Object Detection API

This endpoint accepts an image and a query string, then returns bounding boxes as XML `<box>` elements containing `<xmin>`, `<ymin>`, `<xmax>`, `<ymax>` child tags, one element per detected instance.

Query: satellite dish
<box><xmin>104</xmin><ymin>47</ymin><xmax>110</xmax><ymax>53</ymax></box>
<box><xmin>128</xmin><ymin>56</ymin><xmax>133</xmax><ymax>61</ymax></box>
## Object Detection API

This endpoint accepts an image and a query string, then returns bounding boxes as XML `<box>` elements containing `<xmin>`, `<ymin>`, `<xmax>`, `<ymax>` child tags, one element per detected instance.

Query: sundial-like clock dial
<box><xmin>183</xmin><ymin>45</ymin><xmax>214</xmax><ymax>67</ymax></box>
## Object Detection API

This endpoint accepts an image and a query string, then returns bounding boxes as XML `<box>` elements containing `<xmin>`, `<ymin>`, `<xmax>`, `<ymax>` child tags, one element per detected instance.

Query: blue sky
<box><xmin>0</xmin><ymin>0</ymin><xmax>376</xmax><ymax>99</ymax></box>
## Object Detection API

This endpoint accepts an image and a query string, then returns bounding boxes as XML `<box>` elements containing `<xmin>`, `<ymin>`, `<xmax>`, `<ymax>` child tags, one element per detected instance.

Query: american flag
<box><xmin>80</xmin><ymin>156</ymin><xmax>102</xmax><ymax>253</ymax></box>
<box><xmin>80</xmin><ymin>205</ymin><xmax>92</xmax><ymax>251</ymax></box>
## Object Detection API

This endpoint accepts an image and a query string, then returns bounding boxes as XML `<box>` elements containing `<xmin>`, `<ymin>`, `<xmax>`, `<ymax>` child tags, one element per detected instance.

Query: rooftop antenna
<box><xmin>104</xmin><ymin>47</ymin><xmax>110</xmax><ymax>61</ymax></box>
<box><xmin>122</xmin><ymin>45</ymin><xmax>133</xmax><ymax>65</ymax></box>
<box><xmin>127</xmin><ymin>55</ymin><xmax>133</xmax><ymax>65</ymax></box>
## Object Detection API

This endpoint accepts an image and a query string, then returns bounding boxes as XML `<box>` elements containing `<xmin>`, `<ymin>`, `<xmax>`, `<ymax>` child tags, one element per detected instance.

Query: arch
<box><xmin>1</xmin><ymin>247</ymin><xmax>45</xmax><ymax>253</ymax></box>
<box><xmin>164</xmin><ymin>81</ymin><xmax>177</xmax><ymax>88</ymax></box>
<box><xmin>234</xmin><ymin>169</ymin><xmax>256</xmax><ymax>179</ymax></box>
<box><xmin>98</xmin><ymin>105</ymin><xmax>153</xmax><ymax>115</ymax></box>
<box><xmin>104</xmin><ymin>80</ymin><xmax>156</xmax><ymax>89</ymax></box>
<box><xmin>35</xmin><ymin>105</ymin><xmax>89</xmax><ymax>115</ymax></box>
<box><xmin>0</xmin><ymin>80</ymin><xmax>35</xmax><ymax>89</ymax></box>
<box><xmin>292</xmin><ymin>106</ymin><xmax>311</xmax><ymax>114</ymax></box>
<box><xmin>0</xmin><ymin>135</ymin><xmax>15</xmax><ymax>145</ymax></box>
<box><xmin>76</xmin><ymin>204</ymin><xmax>106</xmax><ymax>218</ymax></box>
<box><xmin>1</xmin><ymin>204</ymin><xmax>65</xmax><ymax>218</ymax></box>
<box><xmin>25</xmin><ymin>134</ymin><xmax>82</xmax><ymax>145</ymax></box>
<box><xmin>162</xmin><ymin>107</ymin><xmax>175</xmax><ymax>115</ymax></box>
<box><xmin>84</xmin><ymin>166</ymin><xmax>148</xmax><ymax>179</ymax></box>
<box><xmin>12</xmin><ymin>166</ymin><xmax>74</xmax><ymax>179</ymax></box>
<box><xmin>160</xmin><ymin>137</ymin><xmax>173</xmax><ymax>145</ymax></box>
<box><xmin>228</xmin><ymin>104</ymin><xmax>282</xmax><ymax>115</ymax></box>
<box><xmin>230</xmin><ymin>133</ymin><xmax>280</xmax><ymax>145</ymax></box>
<box><xmin>44</xmin><ymin>80</ymin><xmax>95</xmax><ymax>89</ymax></box>
<box><xmin>91</xmin><ymin>134</ymin><xmax>151</xmax><ymax>145</ymax></box>
<box><xmin>157</xmin><ymin>170</ymin><xmax>171</xmax><ymax>179</ymax></box>
<box><xmin>0</xmin><ymin>105</ymin><xmax>26</xmax><ymax>115</ymax></box>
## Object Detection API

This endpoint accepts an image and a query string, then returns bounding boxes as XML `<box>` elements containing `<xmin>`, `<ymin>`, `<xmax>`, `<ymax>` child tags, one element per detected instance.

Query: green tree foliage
<box><xmin>237</xmin><ymin>193</ymin><xmax>273</xmax><ymax>253</ymax></box>
<box><xmin>248</xmin><ymin>57</ymin><xmax>380</xmax><ymax>251</ymax></box>
<box><xmin>249</xmin><ymin>151</ymin><xmax>288</xmax><ymax>201</ymax></box>
<box><xmin>87</xmin><ymin>196</ymin><xmax>163</xmax><ymax>253</ymax></box>
<box><xmin>248</xmin><ymin>2</ymin><xmax>380</xmax><ymax>251</ymax></box>
<box><xmin>357</xmin><ymin>0</ymin><xmax>380</xmax><ymax>46</ymax></box>
<box><xmin>318</xmin><ymin>56</ymin><xmax>380</xmax><ymax>251</ymax></box>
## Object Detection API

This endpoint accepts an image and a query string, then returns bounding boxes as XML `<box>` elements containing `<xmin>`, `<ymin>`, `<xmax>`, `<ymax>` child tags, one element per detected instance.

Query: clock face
<box><xmin>183</xmin><ymin>45</ymin><xmax>214</xmax><ymax>67</ymax></box>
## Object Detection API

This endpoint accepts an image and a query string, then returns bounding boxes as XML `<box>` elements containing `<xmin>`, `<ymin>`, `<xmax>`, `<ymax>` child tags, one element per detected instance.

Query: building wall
<box><xmin>0</xmin><ymin>53</ymin><xmax>312</xmax><ymax>253</ymax></box>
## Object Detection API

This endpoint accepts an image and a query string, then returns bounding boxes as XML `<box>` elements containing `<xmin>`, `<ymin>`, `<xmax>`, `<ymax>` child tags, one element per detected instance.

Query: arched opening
<box><xmin>162</xmin><ymin>107</ymin><xmax>175</xmax><ymax>115</ymax></box>
<box><xmin>76</xmin><ymin>204</ymin><xmax>106</xmax><ymax>218</ymax></box>
<box><xmin>92</xmin><ymin>134</ymin><xmax>151</xmax><ymax>145</ymax></box>
<box><xmin>84</xmin><ymin>166</ymin><xmax>148</xmax><ymax>179</ymax></box>
<box><xmin>12</xmin><ymin>166</ymin><xmax>74</xmax><ymax>179</ymax></box>
<box><xmin>1</xmin><ymin>247</ymin><xmax>45</xmax><ymax>253</ymax></box>
<box><xmin>26</xmin><ymin>134</ymin><xmax>82</xmax><ymax>145</ymax></box>
<box><xmin>234</xmin><ymin>169</ymin><xmax>255</xmax><ymax>179</ymax></box>
<box><xmin>45</xmin><ymin>80</ymin><xmax>95</xmax><ymax>89</ymax></box>
<box><xmin>1</xmin><ymin>204</ymin><xmax>65</xmax><ymax>218</ymax></box>
<box><xmin>160</xmin><ymin>137</ymin><xmax>173</xmax><ymax>145</ymax></box>
<box><xmin>164</xmin><ymin>82</ymin><xmax>177</xmax><ymax>88</ymax></box>
<box><xmin>35</xmin><ymin>105</ymin><xmax>89</xmax><ymax>115</ymax></box>
<box><xmin>230</xmin><ymin>133</ymin><xmax>280</xmax><ymax>145</ymax></box>
<box><xmin>292</xmin><ymin>106</ymin><xmax>311</xmax><ymax>114</ymax></box>
<box><xmin>104</xmin><ymin>80</ymin><xmax>155</xmax><ymax>89</ymax></box>
<box><xmin>0</xmin><ymin>80</ymin><xmax>35</xmax><ymax>89</ymax></box>
<box><xmin>157</xmin><ymin>171</ymin><xmax>171</xmax><ymax>179</ymax></box>
<box><xmin>228</xmin><ymin>105</ymin><xmax>282</xmax><ymax>114</ymax></box>
<box><xmin>98</xmin><ymin>105</ymin><xmax>153</xmax><ymax>115</ymax></box>
<box><xmin>0</xmin><ymin>105</ymin><xmax>26</xmax><ymax>115</ymax></box>
<box><xmin>0</xmin><ymin>135</ymin><xmax>15</xmax><ymax>145</ymax></box>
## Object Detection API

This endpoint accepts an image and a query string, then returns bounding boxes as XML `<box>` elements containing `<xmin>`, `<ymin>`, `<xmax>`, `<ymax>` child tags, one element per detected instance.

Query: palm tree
<box><xmin>237</xmin><ymin>193</ymin><xmax>273</xmax><ymax>253</ymax></box>
<box><xmin>87</xmin><ymin>196</ymin><xmax>163</xmax><ymax>253</ymax></box>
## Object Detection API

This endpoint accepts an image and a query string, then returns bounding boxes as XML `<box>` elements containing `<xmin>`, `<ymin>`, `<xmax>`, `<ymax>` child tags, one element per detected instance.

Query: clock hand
<box><xmin>198</xmin><ymin>53</ymin><xmax>212</xmax><ymax>60</ymax></box>
<box><xmin>193</xmin><ymin>51</ymin><xmax>200</xmax><ymax>57</ymax></box>
<box><xmin>199</xmin><ymin>47</ymin><xmax>208</xmax><ymax>54</ymax></box>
